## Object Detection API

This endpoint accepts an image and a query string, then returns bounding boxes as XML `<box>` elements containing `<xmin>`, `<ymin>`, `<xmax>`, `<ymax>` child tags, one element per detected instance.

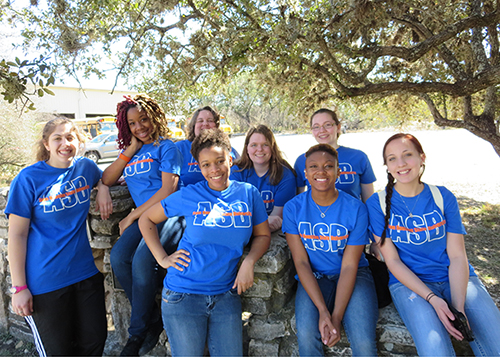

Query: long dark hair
<box><xmin>234</xmin><ymin>124</ymin><xmax>295</xmax><ymax>186</ymax></box>
<box><xmin>380</xmin><ymin>133</ymin><xmax>425</xmax><ymax>246</ymax></box>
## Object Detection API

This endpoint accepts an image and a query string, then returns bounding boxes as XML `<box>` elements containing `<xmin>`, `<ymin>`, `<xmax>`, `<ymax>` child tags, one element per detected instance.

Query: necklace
<box><xmin>314</xmin><ymin>201</ymin><xmax>333</xmax><ymax>218</ymax></box>
<box><xmin>398</xmin><ymin>191</ymin><xmax>420</xmax><ymax>217</ymax></box>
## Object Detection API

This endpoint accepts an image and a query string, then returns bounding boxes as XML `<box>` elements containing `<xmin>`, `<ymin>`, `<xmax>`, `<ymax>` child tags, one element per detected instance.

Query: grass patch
<box><xmin>459</xmin><ymin>198</ymin><xmax>500</xmax><ymax>306</ymax></box>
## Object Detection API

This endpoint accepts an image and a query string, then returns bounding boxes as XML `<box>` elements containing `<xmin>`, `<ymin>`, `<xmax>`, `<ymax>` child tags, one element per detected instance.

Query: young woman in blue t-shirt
<box><xmin>366</xmin><ymin>133</ymin><xmax>500</xmax><ymax>356</ymax></box>
<box><xmin>176</xmin><ymin>106</ymin><xmax>239</xmax><ymax>186</ymax></box>
<box><xmin>139</xmin><ymin>128</ymin><xmax>271</xmax><ymax>356</ymax></box>
<box><xmin>283</xmin><ymin>144</ymin><xmax>378</xmax><ymax>356</ymax></box>
<box><xmin>7</xmin><ymin>118</ymin><xmax>112</xmax><ymax>356</ymax></box>
<box><xmin>102</xmin><ymin>94</ymin><xmax>185</xmax><ymax>356</ymax></box>
<box><xmin>294</xmin><ymin>108</ymin><xmax>375</xmax><ymax>202</ymax></box>
<box><xmin>231</xmin><ymin>124</ymin><xmax>296</xmax><ymax>231</ymax></box>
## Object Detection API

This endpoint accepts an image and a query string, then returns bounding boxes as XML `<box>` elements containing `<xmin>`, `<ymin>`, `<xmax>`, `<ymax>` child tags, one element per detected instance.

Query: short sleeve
<box><xmin>274</xmin><ymin>168</ymin><xmax>296</xmax><ymax>207</ymax></box>
<box><xmin>159</xmin><ymin>141</ymin><xmax>183</xmax><ymax>176</ymax></box>
<box><xmin>366</xmin><ymin>192</ymin><xmax>386</xmax><ymax>238</ymax></box>
<box><xmin>5</xmin><ymin>172</ymin><xmax>34</xmax><ymax>219</ymax></box>
<box><xmin>293</xmin><ymin>154</ymin><xmax>307</xmax><ymax>188</ymax></box>
<box><xmin>251</xmin><ymin>186</ymin><xmax>269</xmax><ymax>226</ymax></box>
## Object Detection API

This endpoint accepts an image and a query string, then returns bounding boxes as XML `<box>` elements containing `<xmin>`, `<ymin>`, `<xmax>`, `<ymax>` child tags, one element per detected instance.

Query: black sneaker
<box><xmin>120</xmin><ymin>335</ymin><xmax>145</xmax><ymax>356</ymax></box>
<box><xmin>138</xmin><ymin>319</ymin><xmax>164</xmax><ymax>355</ymax></box>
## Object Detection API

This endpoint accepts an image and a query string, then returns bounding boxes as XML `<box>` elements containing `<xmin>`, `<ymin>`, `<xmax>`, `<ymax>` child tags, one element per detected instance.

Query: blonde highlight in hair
<box><xmin>116</xmin><ymin>94</ymin><xmax>171</xmax><ymax>150</ymax></box>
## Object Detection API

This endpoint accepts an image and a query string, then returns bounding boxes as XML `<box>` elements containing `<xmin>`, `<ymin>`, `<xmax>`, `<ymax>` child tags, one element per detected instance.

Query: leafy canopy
<box><xmin>3</xmin><ymin>0</ymin><xmax>500</xmax><ymax>154</ymax></box>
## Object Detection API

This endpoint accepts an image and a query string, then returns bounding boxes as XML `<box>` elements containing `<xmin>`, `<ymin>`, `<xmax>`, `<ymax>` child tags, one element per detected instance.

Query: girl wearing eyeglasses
<box><xmin>294</xmin><ymin>109</ymin><xmax>376</xmax><ymax>202</ymax></box>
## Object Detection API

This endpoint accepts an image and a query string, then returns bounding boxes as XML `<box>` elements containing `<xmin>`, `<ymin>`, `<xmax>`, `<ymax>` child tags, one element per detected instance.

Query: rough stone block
<box><xmin>110</xmin><ymin>291</ymin><xmax>131</xmax><ymax>345</ymax></box>
<box><xmin>279</xmin><ymin>335</ymin><xmax>299</xmax><ymax>357</ymax></box>
<box><xmin>253</xmin><ymin>234</ymin><xmax>291</xmax><ymax>274</ymax></box>
<box><xmin>248</xmin><ymin>339</ymin><xmax>280</xmax><ymax>356</ymax></box>
<box><xmin>247</xmin><ymin>300</ymin><xmax>294</xmax><ymax>340</ymax></box>
<box><xmin>90</xmin><ymin>217</ymin><xmax>121</xmax><ymax>236</ymax></box>
<box><xmin>0</xmin><ymin>214</ymin><xmax>8</xmax><ymax>229</ymax></box>
<box><xmin>90</xmin><ymin>234</ymin><xmax>119</xmax><ymax>249</ymax></box>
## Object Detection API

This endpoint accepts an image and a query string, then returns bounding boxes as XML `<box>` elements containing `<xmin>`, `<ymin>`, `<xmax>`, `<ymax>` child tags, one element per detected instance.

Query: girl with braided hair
<box><xmin>366</xmin><ymin>133</ymin><xmax>500</xmax><ymax>356</ymax></box>
<box><xmin>102</xmin><ymin>94</ymin><xmax>185</xmax><ymax>356</ymax></box>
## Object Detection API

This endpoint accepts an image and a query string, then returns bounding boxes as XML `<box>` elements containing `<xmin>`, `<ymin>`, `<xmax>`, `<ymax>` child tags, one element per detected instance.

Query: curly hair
<box><xmin>234</xmin><ymin>124</ymin><xmax>295</xmax><ymax>186</ymax></box>
<box><xmin>190</xmin><ymin>128</ymin><xmax>231</xmax><ymax>162</ymax></box>
<box><xmin>36</xmin><ymin>117</ymin><xmax>86</xmax><ymax>162</ymax></box>
<box><xmin>186</xmin><ymin>106</ymin><xmax>221</xmax><ymax>142</ymax></box>
<box><xmin>379</xmin><ymin>133</ymin><xmax>426</xmax><ymax>246</ymax></box>
<box><xmin>115</xmin><ymin>94</ymin><xmax>171</xmax><ymax>150</ymax></box>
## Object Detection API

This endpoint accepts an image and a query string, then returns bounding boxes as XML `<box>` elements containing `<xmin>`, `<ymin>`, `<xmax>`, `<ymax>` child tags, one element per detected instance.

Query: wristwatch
<box><xmin>10</xmin><ymin>285</ymin><xmax>28</xmax><ymax>295</ymax></box>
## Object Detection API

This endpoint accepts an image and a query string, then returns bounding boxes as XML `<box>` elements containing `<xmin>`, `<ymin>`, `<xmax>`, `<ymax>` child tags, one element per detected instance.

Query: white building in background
<box><xmin>33</xmin><ymin>86</ymin><xmax>138</xmax><ymax>119</ymax></box>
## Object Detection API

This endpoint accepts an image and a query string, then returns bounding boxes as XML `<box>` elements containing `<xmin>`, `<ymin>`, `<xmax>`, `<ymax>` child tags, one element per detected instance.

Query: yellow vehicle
<box><xmin>72</xmin><ymin>118</ymin><xmax>102</xmax><ymax>139</ymax></box>
<box><xmin>219</xmin><ymin>116</ymin><xmax>233</xmax><ymax>137</ymax></box>
<box><xmin>167</xmin><ymin>116</ymin><xmax>186</xmax><ymax>141</ymax></box>
<box><xmin>95</xmin><ymin>116</ymin><xmax>117</xmax><ymax>134</ymax></box>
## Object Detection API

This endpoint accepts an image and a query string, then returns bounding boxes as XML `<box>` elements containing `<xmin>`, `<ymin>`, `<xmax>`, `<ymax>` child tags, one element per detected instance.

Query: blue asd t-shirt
<box><xmin>161</xmin><ymin>180</ymin><xmax>268</xmax><ymax>294</ymax></box>
<box><xmin>5</xmin><ymin>157</ymin><xmax>101</xmax><ymax>295</ymax></box>
<box><xmin>123</xmin><ymin>139</ymin><xmax>182</xmax><ymax>207</ymax></box>
<box><xmin>366</xmin><ymin>184</ymin><xmax>474</xmax><ymax>285</ymax></box>
<box><xmin>230</xmin><ymin>165</ymin><xmax>296</xmax><ymax>215</ymax></box>
<box><xmin>282</xmin><ymin>190</ymin><xmax>370</xmax><ymax>277</ymax></box>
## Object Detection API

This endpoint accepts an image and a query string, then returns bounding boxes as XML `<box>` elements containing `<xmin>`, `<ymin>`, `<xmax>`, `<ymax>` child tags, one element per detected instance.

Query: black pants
<box><xmin>26</xmin><ymin>273</ymin><xmax>107</xmax><ymax>356</ymax></box>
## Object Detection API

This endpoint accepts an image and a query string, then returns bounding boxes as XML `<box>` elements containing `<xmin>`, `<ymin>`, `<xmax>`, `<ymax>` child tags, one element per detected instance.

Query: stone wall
<box><xmin>0</xmin><ymin>185</ymin><xmax>474</xmax><ymax>356</ymax></box>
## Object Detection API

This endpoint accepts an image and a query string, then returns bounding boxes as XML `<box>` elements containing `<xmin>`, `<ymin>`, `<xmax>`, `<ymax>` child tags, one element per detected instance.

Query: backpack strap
<box><xmin>428</xmin><ymin>184</ymin><xmax>444</xmax><ymax>214</ymax></box>
<box><xmin>378</xmin><ymin>184</ymin><xmax>444</xmax><ymax>214</ymax></box>
<box><xmin>377</xmin><ymin>190</ymin><xmax>387</xmax><ymax>213</ymax></box>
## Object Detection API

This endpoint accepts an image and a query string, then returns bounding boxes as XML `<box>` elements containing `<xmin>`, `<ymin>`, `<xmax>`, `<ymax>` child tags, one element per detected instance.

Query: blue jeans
<box><xmin>295</xmin><ymin>266</ymin><xmax>378</xmax><ymax>356</ymax></box>
<box><xmin>161</xmin><ymin>288</ymin><xmax>243</xmax><ymax>356</ymax></box>
<box><xmin>110</xmin><ymin>216</ymin><xmax>185</xmax><ymax>338</ymax></box>
<box><xmin>390</xmin><ymin>276</ymin><xmax>500</xmax><ymax>356</ymax></box>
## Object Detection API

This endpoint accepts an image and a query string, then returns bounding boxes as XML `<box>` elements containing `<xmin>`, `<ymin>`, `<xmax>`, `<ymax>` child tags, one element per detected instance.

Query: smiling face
<box><xmin>127</xmin><ymin>106</ymin><xmax>154</xmax><ymax>144</ymax></box>
<box><xmin>247</xmin><ymin>132</ymin><xmax>272</xmax><ymax>168</ymax></box>
<box><xmin>198</xmin><ymin>145</ymin><xmax>233</xmax><ymax>191</ymax></box>
<box><xmin>194</xmin><ymin>110</ymin><xmax>217</xmax><ymax>137</ymax></box>
<box><xmin>305</xmin><ymin>150</ymin><xmax>340</xmax><ymax>192</ymax></box>
<box><xmin>311</xmin><ymin>112</ymin><xmax>342</xmax><ymax>147</ymax></box>
<box><xmin>43</xmin><ymin>123</ymin><xmax>80</xmax><ymax>168</ymax></box>
<box><xmin>384</xmin><ymin>137</ymin><xmax>426</xmax><ymax>185</ymax></box>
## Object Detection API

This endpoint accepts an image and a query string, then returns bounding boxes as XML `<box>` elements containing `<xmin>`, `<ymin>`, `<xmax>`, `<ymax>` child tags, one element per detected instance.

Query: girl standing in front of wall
<box><xmin>366</xmin><ymin>133</ymin><xmax>500</xmax><ymax>356</ymax></box>
<box><xmin>6</xmin><ymin>118</ymin><xmax>112</xmax><ymax>356</ymax></box>
<box><xmin>102</xmin><ymin>94</ymin><xmax>185</xmax><ymax>356</ymax></box>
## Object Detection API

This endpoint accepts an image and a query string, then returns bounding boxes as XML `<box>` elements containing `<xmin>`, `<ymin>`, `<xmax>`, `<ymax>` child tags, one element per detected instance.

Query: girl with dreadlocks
<box><xmin>230</xmin><ymin>124</ymin><xmax>296</xmax><ymax>232</ymax></box>
<box><xmin>102</xmin><ymin>94</ymin><xmax>185</xmax><ymax>356</ymax></box>
<box><xmin>366</xmin><ymin>133</ymin><xmax>500</xmax><ymax>356</ymax></box>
